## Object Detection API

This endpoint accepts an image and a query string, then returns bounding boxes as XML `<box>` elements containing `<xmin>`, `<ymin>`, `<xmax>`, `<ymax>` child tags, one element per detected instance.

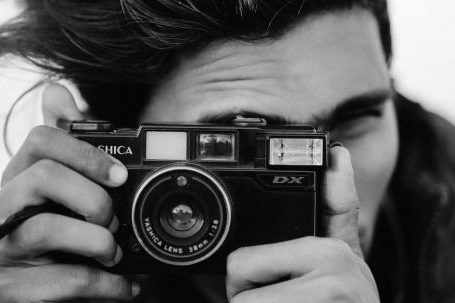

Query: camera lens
<box><xmin>132</xmin><ymin>164</ymin><xmax>232</xmax><ymax>266</ymax></box>
<box><xmin>157</xmin><ymin>191</ymin><xmax>205</xmax><ymax>239</ymax></box>
<box><xmin>170</xmin><ymin>204</ymin><xmax>196</xmax><ymax>230</ymax></box>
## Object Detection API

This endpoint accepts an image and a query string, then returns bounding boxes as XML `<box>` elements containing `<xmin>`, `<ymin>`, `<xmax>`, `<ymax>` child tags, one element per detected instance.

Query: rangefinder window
<box><xmin>269</xmin><ymin>138</ymin><xmax>324</xmax><ymax>166</ymax></box>
<box><xmin>196</xmin><ymin>133</ymin><xmax>236</xmax><ymax>162</ymax></box>
<box><xmin>146</xmin><ymin>131</ymin><xmax>188</xmax><ymax>160</ymax></box>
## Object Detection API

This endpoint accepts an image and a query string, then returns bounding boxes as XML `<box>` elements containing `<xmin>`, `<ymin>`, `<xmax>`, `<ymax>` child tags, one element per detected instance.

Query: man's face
<box><xmin>139</xmin><ymin>9</ymin><xmax>398</xmax><ymax>252</ymax></box>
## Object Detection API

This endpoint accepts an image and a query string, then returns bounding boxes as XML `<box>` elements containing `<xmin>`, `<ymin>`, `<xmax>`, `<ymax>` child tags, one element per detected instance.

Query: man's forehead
<box><xmin>142</xmin><ymin>9</ymin><xmax>390</xmax><ymax>123</ymax></box>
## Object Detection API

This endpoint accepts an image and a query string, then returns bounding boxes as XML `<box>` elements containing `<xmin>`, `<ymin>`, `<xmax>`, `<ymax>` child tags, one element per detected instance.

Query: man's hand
<box><xmin>0</xmin><ymin>84</ymin><xmax>140</xmax><ymax>302</ymax></box>
<box><xmin>226</xmin><ymin>146</ymin><xmax>379</xmax><ymax>302</ymax></box>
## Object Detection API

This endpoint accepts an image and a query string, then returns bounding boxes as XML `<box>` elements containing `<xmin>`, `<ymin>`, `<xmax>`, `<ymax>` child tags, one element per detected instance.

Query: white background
<box><xmin>0</xmin><ymin>0</ymin><xmax>454</xmax><ymax>121</ymax></box>
<box><xmin>389</xmin><ymin>0</ymin><xmax>455</xmax><ymax>122</ymax></box>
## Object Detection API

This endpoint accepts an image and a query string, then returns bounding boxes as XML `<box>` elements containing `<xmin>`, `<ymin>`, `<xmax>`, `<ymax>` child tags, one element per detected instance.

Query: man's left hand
<box><xmin>225</xmin><ymin>146</ymin><xmax>379</xmax><ymax>303</ymax></box>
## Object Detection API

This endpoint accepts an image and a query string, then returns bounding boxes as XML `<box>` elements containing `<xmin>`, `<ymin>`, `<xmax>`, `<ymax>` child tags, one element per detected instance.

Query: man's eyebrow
<box><xmin>198</xmin><ymin>88</ymin><xmax>392</xmax><ymax>125</ymax></box>
<box><xmin>309</xmin><ymin>88</ymin><xmax>393</xmax><ymax>126</ymax></box>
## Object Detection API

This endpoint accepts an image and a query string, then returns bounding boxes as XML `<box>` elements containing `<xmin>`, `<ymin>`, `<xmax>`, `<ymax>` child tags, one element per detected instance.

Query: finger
<box><xmin>1</xmin><ymin>125</ymin><xmax>127</xmax><ymax>188</ymax></box>
<box><xmin>108</xmin><ymin>215</ymin><xmax>120</xmax><ymax>234</ymax></box>
<box><xmin>42</xmin><ymin>83</ymin><xmax>83</xmax><ymax>127</ymax></box>
<box><xmin>321</xmin><ymin>144</ymin><xmax>362</xmax><ymax>257</ymax></box>
<box><xmin>0</xmin><ymin>159</ymin><xmax>116</xmax><ymax>227</ymax></box>
<box><xmin>1</xmin><ymin>213</ymin><xmax>122</xmax><ymax>267</ymax></box>
<box><xmin>1</xmin><ymin>264</ymin><xmax>140</xmax><ymax>301</ymax></box>
<box><xmin>230</xmin><ymin>275</ymin><xmax>345</xmax><ymax>303</ymax></box>
<box><xmin>226</xmin><ymin>237</ymin><xmax>353</xmax><ymax>299</ymax></box>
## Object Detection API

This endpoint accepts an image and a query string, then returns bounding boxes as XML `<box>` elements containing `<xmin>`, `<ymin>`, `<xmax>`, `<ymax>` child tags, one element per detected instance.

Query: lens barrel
<box><xmin>131</xmin><ymin>164</ymin><xmax>232</xmax><ymax>266</ymax></box>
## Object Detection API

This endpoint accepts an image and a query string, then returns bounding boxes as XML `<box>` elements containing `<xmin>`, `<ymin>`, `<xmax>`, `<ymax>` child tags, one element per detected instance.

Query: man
<box><xmin>0</xmin><ymin>0</ymin><xmax>454</xmax><ymax>302</ymax></box>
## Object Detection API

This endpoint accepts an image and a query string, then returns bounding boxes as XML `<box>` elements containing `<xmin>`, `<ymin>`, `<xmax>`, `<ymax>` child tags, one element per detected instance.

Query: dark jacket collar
<box><xmin>389</xmin><ymin>94</ymin><xmax>455</xmax><ymax>303</ymax></box>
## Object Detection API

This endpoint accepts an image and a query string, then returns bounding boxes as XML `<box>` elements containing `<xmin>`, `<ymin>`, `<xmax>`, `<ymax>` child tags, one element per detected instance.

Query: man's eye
<box><xmin>329</xmin><ymin>108</ymin><xmax>384</xmax><ymax>139</ymax></box>
<box><xmin>335</xmin><ymin>108</ymin><xmax>383</xmax><ymax>124</ymax></box>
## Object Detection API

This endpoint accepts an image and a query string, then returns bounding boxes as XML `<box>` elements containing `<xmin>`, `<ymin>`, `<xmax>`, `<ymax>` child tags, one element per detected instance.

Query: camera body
<box><xmin>70</xmin><ymin>118</ymin><xmax>329</xmax><ymax>273</ymax></box>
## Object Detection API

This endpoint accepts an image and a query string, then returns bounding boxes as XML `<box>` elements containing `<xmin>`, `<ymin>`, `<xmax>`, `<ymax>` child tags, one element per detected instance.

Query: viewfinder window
<box><xmin>196</xmin><ymin>133</ymin><xmax>235</xmax><ymax>161</ymax></box>
<box><xmin>146</xmin><ymin>131</ymin><xmax>187</xmax><ymax>160</ymax></box>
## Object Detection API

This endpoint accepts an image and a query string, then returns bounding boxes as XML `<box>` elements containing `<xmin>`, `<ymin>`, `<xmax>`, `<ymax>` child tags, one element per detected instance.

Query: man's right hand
<box><xmin>0</xmin><ymin>124</ymin><xmax>140</xmax><ymax>302</ymax></box>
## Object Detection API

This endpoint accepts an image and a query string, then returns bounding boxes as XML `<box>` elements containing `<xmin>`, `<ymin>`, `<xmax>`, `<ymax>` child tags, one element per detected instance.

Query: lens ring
<box><xmin>131</xmin><ymin>164</ymin><xmax>232</xmax><ymax>266</ymax></box>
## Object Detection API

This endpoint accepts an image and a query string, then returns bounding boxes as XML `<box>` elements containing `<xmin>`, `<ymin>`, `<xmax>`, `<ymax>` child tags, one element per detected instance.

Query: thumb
<box><xmin>42</xmin><ymin>82</ymin><xmax>83</xmax><ymax>128</ymax></box>
<box><xmin>321</xmin><ymin>143</ymin><xmax>362</xmax><ymax>258</ymax></box>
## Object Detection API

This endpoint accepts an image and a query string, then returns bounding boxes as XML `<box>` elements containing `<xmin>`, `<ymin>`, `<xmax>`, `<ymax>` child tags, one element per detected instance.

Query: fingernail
<box><xmin>109</xmin><ymin>164</ymin><xmax>128</xmax><ymax>185</ymax></box>
<box><xmin>329</xmin><ymin>141</ymin><xmax>344</xmax><ymax>148</ymax></box>
<box><xmin>132</xmin><ymin>282</ymin><xmax>141</xmax><ymax>297</ymax></box>
<box><xmin>114</xmin><ymin>245</ymin><xmax>123</xmax><ymax>265</ymax></box>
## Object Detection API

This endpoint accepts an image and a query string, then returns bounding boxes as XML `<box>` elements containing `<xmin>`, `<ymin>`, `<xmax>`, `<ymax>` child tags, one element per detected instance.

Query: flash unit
<box><xmin>269</xmin><ymin>138</ymin><xmax>323</xmax><ymax>166</ymax></box>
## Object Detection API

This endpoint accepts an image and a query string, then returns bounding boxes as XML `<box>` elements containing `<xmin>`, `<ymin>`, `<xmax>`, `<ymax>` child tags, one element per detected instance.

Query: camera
<box><xmin>70</xmin><ymin>117</ymin><xmax>329</xmax><ymax>273</ymax></box>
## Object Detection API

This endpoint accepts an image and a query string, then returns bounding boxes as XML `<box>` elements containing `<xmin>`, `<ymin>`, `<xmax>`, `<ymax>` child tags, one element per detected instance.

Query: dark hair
<box><xmin>0</xmin><ymin>0</ymin><xmax>391</xmax><ymax>126</ymax></box>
